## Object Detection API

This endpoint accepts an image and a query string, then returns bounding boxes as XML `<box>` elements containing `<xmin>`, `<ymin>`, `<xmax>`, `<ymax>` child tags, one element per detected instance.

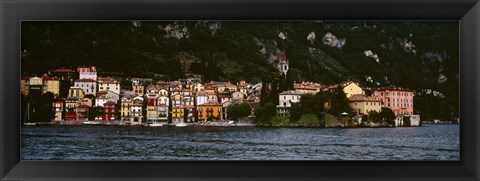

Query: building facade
<box><xmin>102</xmin><ymin>101</ymin><xmax>117</xmax><ymax>121</ymax></box>
<box><xmin>74</xmin><ymin>79</ymin><xmax>97</xmax><ymax>96</ymax></box>
<box><xmin>98</xmin><ymin>77</ymin><xmax>120</xmax><ymax>95</ymax></box>
<box><xmin>197</xmin><ymin>102</ymin><xmax>223</xmax><ymax>121</ymax></box>
<box><xmin>348</xmin><ymin>94</ymin><xmax>382</xmax><ymax>115</ymax></box>
<box><xmin>77</xmin><ymin>66</ymin><xmax>97</xmax><ymax>81</ymax></box>
<box><xmin>130</xmin><ymin>96</ymin><xmax>144</xmax><ymax>125</ymax></box>
<box><xmin>277</xmin><ymin>90</ymin><xmax>303</xmax><ymax>117</ymax></box>
<box><xmin>121</xmin><ymin>95</ymin><xmax>132</xmax><ymax>121</ymax></box>
<box><xmin>372</xmin><ymin>87</ymin><xmax>415</xmax><ymax>115</ymax></box>
<box><xmin>277</xmin><ymin>49</ymin><xmax>289</xmax><ymax>75</ymax></box>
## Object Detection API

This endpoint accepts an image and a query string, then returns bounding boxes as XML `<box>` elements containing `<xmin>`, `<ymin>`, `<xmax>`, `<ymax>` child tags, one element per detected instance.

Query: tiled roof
<box><xmin>51</xmin><ymin>68</ymin><xmax>74</xmax><ymax>73</ymax></box>
<box><xmin>146</xmin><ymin>85</ymin><xmax>158</xmax><ymax>90</ymax></box>
<box><xmin>348</xmin><ymin>94</ymin><xmax>381</xmax><ymax>102</ymax></box>
<box><xmin>98</xmin><ymin>77</ymin><xmax>118</xmax><ymax>84</ymax></box>
<box><xmin>198</xmin><ymin>101</ymin><xmax>221</xmax><ymax>106</ymax></box>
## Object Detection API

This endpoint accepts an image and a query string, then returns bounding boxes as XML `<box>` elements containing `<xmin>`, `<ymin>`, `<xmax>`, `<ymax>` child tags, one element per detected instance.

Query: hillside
<box><xmin>21</xmin><ymin>21</ymin><xmax>459</xmax><ymax>120</ymax></box>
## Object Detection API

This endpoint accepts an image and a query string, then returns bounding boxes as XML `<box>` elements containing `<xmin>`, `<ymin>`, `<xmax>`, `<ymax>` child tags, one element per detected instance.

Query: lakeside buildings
<box><xmin>22</xmin><ymin>62</ymin><xmax>418</xmax><ymax>126</ymax></box>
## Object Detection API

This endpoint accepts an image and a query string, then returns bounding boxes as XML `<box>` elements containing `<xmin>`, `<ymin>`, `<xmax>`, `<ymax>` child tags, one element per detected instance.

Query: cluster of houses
<box><xmin>274</xmin><ymin>49</ymin><xmax>419</xmax><ymax>126</ymax></box>
<box><xmin>276</xmin><ymin>81</ymin><xmax>419</xmax><ymax>126</ymax></box>
<box><xmin>21</xmin><ymin>49</ymin><xmax>419</xmax><ymax>127</ymax></box>
<box><xmin>21</xmin><ymin>66</ymin><xmax>263</xmax><ymax>125</ymax></box>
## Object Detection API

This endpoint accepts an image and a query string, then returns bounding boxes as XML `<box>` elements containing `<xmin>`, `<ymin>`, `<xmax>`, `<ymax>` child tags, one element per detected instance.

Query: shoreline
<box><xmin>24</xmin><ymin>121</ymin><xmax>459</xmax><ymax>128</ymax></box>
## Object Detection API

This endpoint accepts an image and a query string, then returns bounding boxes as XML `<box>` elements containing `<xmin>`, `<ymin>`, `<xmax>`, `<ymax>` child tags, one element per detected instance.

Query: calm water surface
<box><xmin>21</xmin><ymin>124</ymin><xmax>459</xmax><ymax>160</ymax></box>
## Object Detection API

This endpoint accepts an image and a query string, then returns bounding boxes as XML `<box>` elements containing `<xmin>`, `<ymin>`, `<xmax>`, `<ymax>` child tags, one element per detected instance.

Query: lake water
<box><xmin>21</xmin><ymin>124</ymin><xmax>459</xmax><ymax>160</ymax></box>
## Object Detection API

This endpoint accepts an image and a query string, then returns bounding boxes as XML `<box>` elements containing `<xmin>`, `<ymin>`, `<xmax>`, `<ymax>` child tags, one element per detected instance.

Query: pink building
<box><xmin>372</xmin><ymin>87</ymin><xmax>415</xmax><ymax>116</ymax></box>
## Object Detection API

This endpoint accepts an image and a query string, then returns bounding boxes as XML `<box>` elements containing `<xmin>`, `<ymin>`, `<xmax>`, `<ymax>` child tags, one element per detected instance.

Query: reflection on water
<box><xmin>21</xmin><ymin>124</ymin><xmax>459</xmax><ymax>160</ymax></box>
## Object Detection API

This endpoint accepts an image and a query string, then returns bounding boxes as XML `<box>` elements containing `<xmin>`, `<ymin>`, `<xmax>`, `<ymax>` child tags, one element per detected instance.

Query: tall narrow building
<box><xmin>277</xmin><ymin>49</ymin><xmax>289</xmax><ymax>75</ymax></box>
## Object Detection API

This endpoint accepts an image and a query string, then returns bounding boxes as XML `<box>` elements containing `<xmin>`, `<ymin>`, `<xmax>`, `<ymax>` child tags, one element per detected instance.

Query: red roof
<box><xmin>281</xmin><ymin>49</ymin><xmax>287</xmax><ymax>63</ymax></box>
<box><xmin>51</xmin><ymin>68</ymin><xmax>74</xmax><ymax>73</ymax></box>
<box><xmin>104</xmin><ymin>101</ymin><xmax>117</xmax><ymax>105</ymax></box>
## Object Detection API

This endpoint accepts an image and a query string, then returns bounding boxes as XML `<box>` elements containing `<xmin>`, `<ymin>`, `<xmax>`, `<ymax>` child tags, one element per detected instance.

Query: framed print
<box><xmin>1</xmin><ymin>0</ymin><xmax>479</xmax><ymax>180</ymax></box>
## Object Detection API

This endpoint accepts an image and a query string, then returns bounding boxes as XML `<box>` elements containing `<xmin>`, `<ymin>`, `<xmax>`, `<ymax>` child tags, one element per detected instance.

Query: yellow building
<box><xmin>120</xmin><ymin>95</ymin><xmax>132</xmax><ymax>121</ymax></box>
<box><xmin>172</xmin><ymin>107</ymin><xmax>184</xmax><ymax>123</ymax></box>
<box><xmin>325</xmin><ymin>81</ymin><xmax>363</xmax><ymax>98</ymax></box>
<box><xmin>44</xmin><ymin>78</ymin><xmax>60</xmax><ymax>97</ymax></box>
<box><xmin>29</xmin><ymin>76</ymin><xmax>43</xmax><ymax>85</ymax></box>
<box><xmin>348</xmin><ymin>94</ymin><xmax>382</xmax><ymax>115</ymax></box>
<box><xmin>21</xmin><ymin>76</ymin><xmax>29</xmax><ymax>96</ymax></box>
<box><xmin>217</xmin><ymin>82</ymin><xmax>237</xmax><ymax>93</ymax></box>
<box><xmin>324</xmin><ymin>81</ymin><xmax>364</xmax><ymax>110</ymax></box>
<box><xmin>68</xmin><ymin>87</ymin><xmax>85</xmax><ymax>99</ymax></box>
<box><xmin>342</xmin><ymin>82</ymin><xmax>363</xmax><ymax>98</ymax></box>
<box><xmin>132</xmin><ymin>84</ymin><xmax>144</xmax><ymax>96</ymax></box>
<box><xmin>197</xmin><ymin>102</ymin><xmax>223</xmax><ymax>121</ymax></box>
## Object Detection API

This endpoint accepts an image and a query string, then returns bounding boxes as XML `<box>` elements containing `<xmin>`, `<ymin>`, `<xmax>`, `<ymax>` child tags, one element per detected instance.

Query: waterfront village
<box><xmin>21</xmin><ymin>51</ymin><xmax>421</xmax><ymax>128</ymax></box>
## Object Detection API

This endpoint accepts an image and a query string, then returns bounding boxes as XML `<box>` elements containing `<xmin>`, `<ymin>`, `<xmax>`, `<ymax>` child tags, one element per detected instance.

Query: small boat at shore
<box><xmin>147</xmin><ymin>122</ymin><xmax>165</xmax><ymax>127</ymax></box>
<box><xmin>83</xmin><ymin>121</ymin><xmax>102</xmax><ymax>125</ymax></box>
<box><xmin>175</xmin><ymin>123</ymin><xmax>188</xmax><ymax>127</ymax></box>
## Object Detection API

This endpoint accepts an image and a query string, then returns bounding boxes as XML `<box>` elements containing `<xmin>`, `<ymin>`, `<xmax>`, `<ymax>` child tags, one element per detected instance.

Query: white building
<box><xmin>193</xmin><ymin>83</ymin><xmax>204</xmax><ymax>93</ymax></box>
<box><xmin>248</xmin><ymin>83</ymin><xmax>262</xmax><ymax>96</ymax></box>
<box><xmin>277</xmin><ymin>90</ymin><xmax>303</xmax><ymax>117</ymax></box>
<box><xmin>98</xmin><ymin>77</ymin><xmax>120</xmax><ymax>95</ymax></box>
<box><xmin>130</xmin><ymin>96</ymin><xmax>144</xmax><ymax>125</ymax></box>
<box><xmin>74</xmin><ymin>79</ymin><xmax>97</xmax><ymax>96</ymax></box>
<box><xmin>77</xmin><ymin>66</ymin><xmax>97</xmax><ymax>81</ymax></box>
<box><xmin>395</xmin><ymin>115</ymin><xmax>421</xmax><ymax>127</ymax></box>
<box><xmin>95</xmin><ymin>97</ymin><xmax>107</xmax><ymax>107</ymax></box>
<box><xmin>158</xmin><ymin>89</ymin><xmax>169</xmax><ymax>122</ymax></box>
<box><xmin>207</xmin><ymin>92</ymin><xmax>218</xmax><ymax>103</ymax></box>
<box><xmin>196</xmin><ymin>91</ymin><xmax>209</xmax><ymax>107</ymax></box>
<box><xmin>232</xmin><ymin>91</ymin><xmax>244</xmax><ymax>102</ymax></box>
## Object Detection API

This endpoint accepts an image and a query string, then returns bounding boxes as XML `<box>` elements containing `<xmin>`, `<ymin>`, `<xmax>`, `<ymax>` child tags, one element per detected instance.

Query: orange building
<box><xmin>197</xmin><ymin>102</ymin><xmax>223</xmax><ymax>121</ymax></box>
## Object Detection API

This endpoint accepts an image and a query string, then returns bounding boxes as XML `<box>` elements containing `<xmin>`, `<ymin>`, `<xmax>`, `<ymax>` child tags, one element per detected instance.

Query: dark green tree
<box><xmin>237</xmin><ymin>102</ymin><xmax>252</xmax><ymax>118</ymax></box>
<box><xmin>184</xmin><ymin>108</ymin><xmax>190</xmax><ymax>122</ymax></box>
<box><xmin>284</xmin><ymin>71</ymin><xmax>295</xmax><ymax>91</ymax></box>
<box><xmin>368</xmin><ymin>110</ymin><xmax>381</xmax><ymax>123</ymax></box>
<box><xmin>254</xmin><ymin>102</ymin><xmax>276</xmax><ymax>125</ymax></box>
<box><xmin>88</xmin><ymin>106</ymin><xmax>104</xmax><ymax>120</ymax></box>
<box><xmin>227</xmin><ymin>104</ymin><xmax>239</xmax><ymax>120</ymax></box>
<box><xmin>332</xmin><ymin>85</ymin><xmax>351</xmax><ymax>115</ymax></box>
<box><xmin>260</xmin><ymin>82</ymin><xmax>269</xmax><ymax>105</ymax></box>
<box><xmin>380</xmin><ymin>107</ymin><xmax>396</xmax><ymax>125</ymax></box>
<box><xmin>289</xmin><ymin>102</ymin><xmax>302</xmax><ymax>122</ymax></box>
<box><xmin>120</xmin><ymin>78</ymin><xmax>133</xmax><ymax>91</ymax></box>
<box><xmin>403</xmin><ymin>116</ymin><xmax>411</xmax><ymax>126</ymax></box>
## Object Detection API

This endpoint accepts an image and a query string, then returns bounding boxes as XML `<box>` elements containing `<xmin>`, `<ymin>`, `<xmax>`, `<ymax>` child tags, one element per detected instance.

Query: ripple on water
<box><xmin>21</xmin><ymin>124</ymin><xmax>459</xmax><ymax>160</ymax></box>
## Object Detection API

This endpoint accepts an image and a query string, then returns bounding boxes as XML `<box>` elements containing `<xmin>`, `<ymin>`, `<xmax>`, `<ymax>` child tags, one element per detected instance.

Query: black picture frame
<box><xmin>1</xmin><ymin>0</ymin><xmax>479</xmax><ymax>180</ymax></box>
